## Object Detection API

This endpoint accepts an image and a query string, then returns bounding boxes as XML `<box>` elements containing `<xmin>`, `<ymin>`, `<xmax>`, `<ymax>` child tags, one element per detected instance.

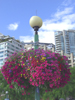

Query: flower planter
<box><xmin>1</xmin><ymin>48</ymin><xmax>71</xmax><ymax>99</ymax></box>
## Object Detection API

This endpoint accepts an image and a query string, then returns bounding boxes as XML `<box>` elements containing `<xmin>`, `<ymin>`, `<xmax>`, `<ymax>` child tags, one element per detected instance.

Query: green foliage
<box><xmin>0</xmin><ymin>70</ymin><xmax>30</xmax><ymax>100</ymax></box>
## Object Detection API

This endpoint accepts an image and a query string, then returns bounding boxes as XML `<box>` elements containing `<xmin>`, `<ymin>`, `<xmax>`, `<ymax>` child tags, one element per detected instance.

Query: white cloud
<box><xmin>8</xmin><ymin>23</ymin><xmax>18</xmax><ymax>30</ymax></box>
<box><xmin>19</xmin><ymin>0</ymin><xmax>75</xmax><ymax>45</ymax></box>
<box><xmin>61</xmin><ymin>0</ymin><xmax>72</xmax><ymax>6</ymax></box>
<box><xmin>54</xmin><ymin>7</ymin><xmax>73</xmax><ymax>18</ymax></box>
<box><xmin>62</xmin><ymin>14</ymin><xmax>75</xmax><ymax>23</ymax></box>
<box><xmin>20</xmin><ymin>36</ymin><xmax>34</xmax><ymax>43</ymax></box>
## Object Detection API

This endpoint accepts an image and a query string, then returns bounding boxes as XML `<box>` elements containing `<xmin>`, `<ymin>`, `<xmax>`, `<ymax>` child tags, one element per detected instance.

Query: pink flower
<box><xmin>32</xmin><ymin>82</ymin><xmax>34</xmax><ymax>86</ymax></box>
<box><xmin>28</xmin><ymin>93</ymin><xmax>30</xmax><ymax>95</ymax></box>
<box><xmin>1</xmin><ymin>48</ymin><xmax>71</xmax><ymax>94</ymax></box>
<box><xmin>30</xmin><ymin>78</ymin><xmax>32</xmax><ymax>81</ymax></box>
<box><xmin>36</xmin><ymin>84</ymin><xmax>38</xmax><ymax>86</ymax></box>
<box><xmin>42</xmin><ymin>82</ymin><xmax>44</xmax><ymax>85</ymax></box>
<box><xmin>49</xmin><ymin>84</ymin><xmax>53</xmax><ymax>88</ymax></box>
<box><xmin>22</xmin><ymin>93</ymin><xmax>24</xmax><ymax>95</ymax></box>
<box><xmin>45</xmin><ymin>90</ymin><xmax>47</xmax><ymax>92</ymax></box>
<box><xmin>39</xmin><ymin>82</ymin><xmax>41</xmax><ymax>85</ymax></box>
<box><xmin>9</xmin><ymin>85</ymin><xmax>14</xmax><ymax>88</ymax></box>
<box><xmin>23</xmin><ymin>86</ymin><xmax>26</xmax><ymax>88</ymax></box>
<box><xmin>21</xmin><ymin>85</ymin><xmax>23</xmax><ymax>88</ymax></box>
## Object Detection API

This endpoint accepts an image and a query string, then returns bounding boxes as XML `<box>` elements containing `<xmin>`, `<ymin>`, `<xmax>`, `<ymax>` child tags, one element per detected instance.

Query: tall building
<box><xmin>54</xmin><ymin>30</ymin><xmax>75</xmax><ymax>56</ymax></box>
<box><xmin>0</xmin><ymin>33</ymin><xmax>25</xmax><ymax>69</ymax></box>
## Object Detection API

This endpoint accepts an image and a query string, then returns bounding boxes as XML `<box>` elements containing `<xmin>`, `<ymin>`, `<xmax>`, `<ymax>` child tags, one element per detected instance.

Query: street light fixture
<box><xmin>29</xmin><ymin>16</ymin><xmax>43</xmax><ymax>100</ymax></box>
<box><xmin>30</xmin><ymin>16</ymin><xmax>43</xmax><ymax>49</ymax></box>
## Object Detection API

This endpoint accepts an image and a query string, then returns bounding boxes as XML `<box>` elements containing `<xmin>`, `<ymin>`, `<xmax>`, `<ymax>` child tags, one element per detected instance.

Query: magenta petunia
<box><xmin>1</xmin><ymin>48</ymin><xmax>71</xmax><ymax>96</ymax></box>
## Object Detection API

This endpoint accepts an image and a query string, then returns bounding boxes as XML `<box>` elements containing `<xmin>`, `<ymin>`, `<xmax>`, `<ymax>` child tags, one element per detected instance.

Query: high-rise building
<box><xmin>54</xmin><ymin>30</ymin><xmax>75</xmax><ymax>56</ymax></box>
<box><xmin>0</xmin><ymin>33</ymin><xmax>25</xmax><ymax>69</ymax></box>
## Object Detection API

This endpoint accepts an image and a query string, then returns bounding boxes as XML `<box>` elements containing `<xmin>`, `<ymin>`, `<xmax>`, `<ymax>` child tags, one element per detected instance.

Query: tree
<box><xmin>0</xmin><ymin>70</ymin><xmax>29</xmax><ymax>100</ymax></box>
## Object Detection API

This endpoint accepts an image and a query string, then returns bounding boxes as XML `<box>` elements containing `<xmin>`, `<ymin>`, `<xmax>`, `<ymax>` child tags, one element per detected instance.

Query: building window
<box><xmin>0</xmin><ymin>55</ymin><xmax>3</xmax><ymax>57</ymax></box>
<box><xmin>16</xmin><ymin>47</ymin><xmax>18</xmax><ymax>49</ymax></box>
<box><xmin>5</xmin><ymin>54</ymin><xmax>7</xmax><ymax>56</ymax></box>
<box><xmin>11</xmin><ymin>45</ymin><xmax>14</xmax><ymax>47</ymax></box>
<box><xmin>1</xmin><ymin>63</ymin><xmax>3</xmax><ymax>65</ymax></box>
<box><xmin>7</xmin><ymin>47</ymin><xmax>9</xmax><ymax>49</ymax></box>
<box><xmin>5</xmin><ymin>43</ymin><xmax>6</xmax><ymax>45</ymax></box>
<box><xmin>68</xmin><ymin>60</ymin><xmax>71</xmax><ymax>63</ymax></box>
<box><xmin>0</xmin><ymin>51</ymin><xmax>4</xmax><ymax>53</ymax></box>
<box><xmin>0</xmin><ymin>46</ymin><xmax>4</xmax><ymax>49</ymax></box>
<box><xmin>12</xmin><ymin>49</ymin><xmax>14</xmax><ymax>51</ymax></box>
<box><xmin>5</xmin><ymin>50</ymin><xmax>7</xmax><ymax>53</ymax></box>
<box><xmin>0</xmin><ymin>59</ymin><xmax>3</xmax><ymax>61</ymax></box>
<box><xmin>7</xmin><ymin>50</ymin><xmax>9</xmax><ymax>52</ymax></box>
<box><xmin>5</xmin><ymin>54</ymin><xmax>9</xmax><ymax>56</ymax></box>
<box><xmin>7</xmin><ymin>43</ymin><xmax>10</xmax><ymax>45</ymax></box>
<box><xmin>20</xmin><ymin>45</ymin><xmax>22</xmax><ymax>47</ymax></box>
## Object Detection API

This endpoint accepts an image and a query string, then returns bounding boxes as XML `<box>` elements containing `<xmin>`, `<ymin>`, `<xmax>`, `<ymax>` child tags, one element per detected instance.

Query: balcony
<box><xmin>55</xmin><ymin>38</ymin><xmax>61</xmax><ymax>41</ymax></box>
<box><xmin>56</xmin><ymin>40</ymin><xmax>60</xmax><ymax>43</ymax></box>
<box><xmin>4</xmin><ymin>36</ymin><xmax>10</xmax><ymax>39</ymax></box>
<box><xmin>66</xmin><ymin>36</ymin><xmax>69</xmax><ymax>38</ymax></box>
<box><xmin>66</xmin><ymin>45</ymin><xmax>70</xmax><ymax>47</ymax></box>
<box><xmin>67</xmin><ymin>48</ymin><xmax>70</xmax><ymax>50</ymax></box>
<box><xmin>56</xmin><ymin>48</ymin><xmax>61</xmax><ymax>50</ymax></box>
<box><xmin>56</xmin><ymin>46</ymin><xmax>61</xmax><ymax>49</ymax></box>
<box><xmin>66</xmin><ymin>42</ymin><xmax>69</xmax><ymax>44</ymax></box>
<box><xmin>56</xmin><ymin>40</ymin><xmax>61</xmax><ymax>43</ymax></box>
<box><xmin>66</xmin><ymin>40</ymin><xmax>69</xmax><ymax>42</ymax></box>
<box><xmin>55</xmin><ymin>37</ymin><xmax>59</xmax><ymax>40</ymax></box>
<box><xmin>57</xmin><ymin>44</ymin><xmax>61</xmax><ymax>47</ymax></box>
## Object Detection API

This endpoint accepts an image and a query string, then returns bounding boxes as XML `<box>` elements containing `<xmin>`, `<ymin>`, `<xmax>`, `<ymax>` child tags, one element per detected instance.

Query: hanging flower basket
<box><xmin>1</xmin><ymin>48</ymin><xmax>71</xmax><ymax>97</ymax></box>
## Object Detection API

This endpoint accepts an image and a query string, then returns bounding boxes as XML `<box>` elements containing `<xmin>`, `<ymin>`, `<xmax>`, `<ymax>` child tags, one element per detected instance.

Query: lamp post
<box><xmin>29</xmin><ymin>16</ymin><xmax>43</xmax><ymax>100</ymax></box>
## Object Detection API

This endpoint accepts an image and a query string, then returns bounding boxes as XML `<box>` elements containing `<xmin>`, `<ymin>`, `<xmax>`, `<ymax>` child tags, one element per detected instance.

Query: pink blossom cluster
<box><xmin>1</xmin><ymin>48</ymin><xmax>71</xmax><ymax>95</ymax></box>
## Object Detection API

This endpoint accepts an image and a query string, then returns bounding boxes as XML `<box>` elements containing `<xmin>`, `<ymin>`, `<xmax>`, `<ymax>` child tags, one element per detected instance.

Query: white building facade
<box><xmin>0</xmin><ymin>33</ymin><xmax>25</xmax><ymax>69</ymax></box>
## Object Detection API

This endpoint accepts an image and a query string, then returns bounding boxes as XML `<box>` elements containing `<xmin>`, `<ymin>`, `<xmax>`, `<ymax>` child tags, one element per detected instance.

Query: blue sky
<box><xmin>0</xmin><ymin>0</ymin><xmax>75</xmax><ymax>45</ymax></box>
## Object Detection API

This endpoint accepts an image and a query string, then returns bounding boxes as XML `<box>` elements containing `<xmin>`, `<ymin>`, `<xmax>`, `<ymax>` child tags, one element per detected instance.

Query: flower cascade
<box><xmin>1</xmin><ymin>48</ymin><xmax>71</xmax><ymax>95</ymax></box>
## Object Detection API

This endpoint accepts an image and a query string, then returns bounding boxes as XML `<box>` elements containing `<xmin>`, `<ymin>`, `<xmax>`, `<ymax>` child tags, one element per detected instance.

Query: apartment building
<box><xmin>0</xmin><ymin>33</ymin><xmax>25</xmax><ymax>69</ymax></box>
<box><xmin>54</xmin><ymin>30</ymin><xmax>75</xmax><ymax>56</ymax></box>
